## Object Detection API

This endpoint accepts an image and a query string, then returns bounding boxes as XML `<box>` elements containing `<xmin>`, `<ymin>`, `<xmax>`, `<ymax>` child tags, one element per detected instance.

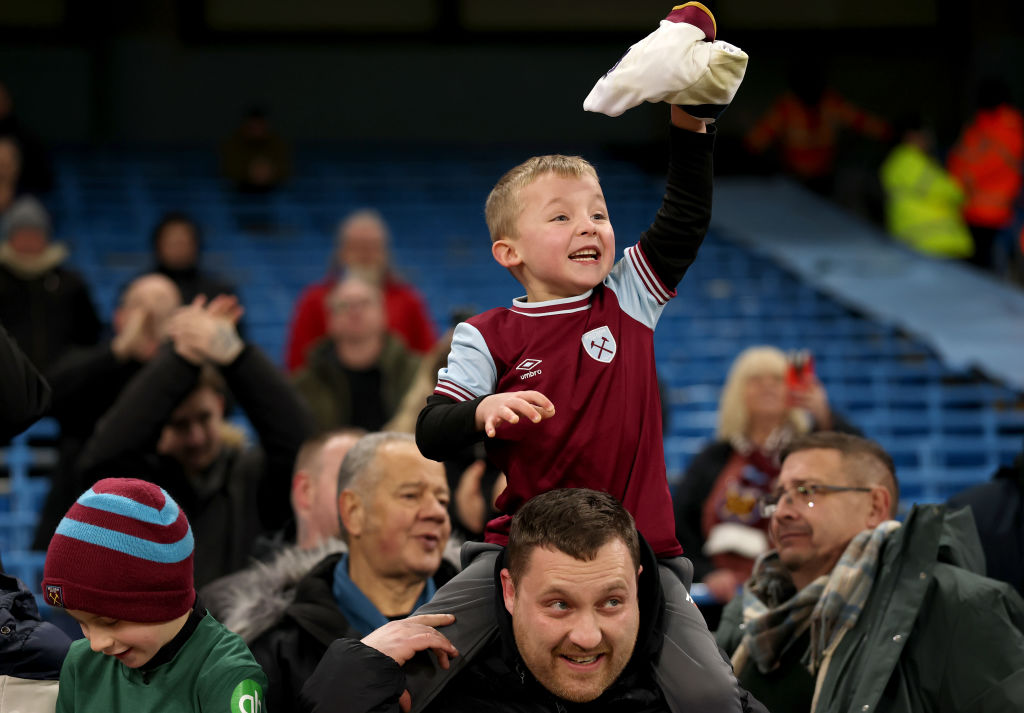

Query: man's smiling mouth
<box><xmin>560</xmin><ymin>653</ymin><xmax>604</xmax><ymax>666</ymax></box>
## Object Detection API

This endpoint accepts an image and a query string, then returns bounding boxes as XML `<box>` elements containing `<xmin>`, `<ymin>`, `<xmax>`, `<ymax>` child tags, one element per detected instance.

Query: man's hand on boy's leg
<box><xmin>583</xmin><ymin>2</ymin><xmax>748</xmax><ymax>122</ymax></box>
<box><xmin>475</xmin><ymin>390</ymin><xmax>555</xmax><ymax>438</ymax></box>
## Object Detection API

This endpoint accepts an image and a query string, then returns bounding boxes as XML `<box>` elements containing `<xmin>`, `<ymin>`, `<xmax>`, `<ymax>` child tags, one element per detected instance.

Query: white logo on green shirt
<box><xmin>231</xmin><ymin>679</ymin><xmax>264</xmax><ymax>713</ymax></box>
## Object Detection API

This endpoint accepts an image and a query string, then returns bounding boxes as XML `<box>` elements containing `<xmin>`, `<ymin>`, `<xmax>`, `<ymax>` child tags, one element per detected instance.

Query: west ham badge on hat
<box><xmin>45</xmin><ymin>584</ymin><xmax>65</xmax><ymax>608</ymax></box>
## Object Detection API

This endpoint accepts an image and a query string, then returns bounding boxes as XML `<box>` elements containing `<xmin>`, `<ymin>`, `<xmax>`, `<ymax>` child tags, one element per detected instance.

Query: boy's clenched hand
<box><xmin>476</xmin><ymin>390</ymin><xmax>555</xmax><ymax>438</ymax></box>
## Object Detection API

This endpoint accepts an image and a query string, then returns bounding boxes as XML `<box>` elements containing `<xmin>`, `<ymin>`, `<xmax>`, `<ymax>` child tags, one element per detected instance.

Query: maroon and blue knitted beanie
<box><xmin>41</xmin><ymin>478</ymin><xmax>195</xmax><ymax>622</ymax></box>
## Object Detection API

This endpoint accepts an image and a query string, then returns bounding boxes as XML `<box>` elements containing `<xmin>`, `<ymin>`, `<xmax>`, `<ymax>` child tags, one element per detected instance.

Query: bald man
<box><xmin>291</xmin><ymin>430</ymin><xmax>365</xmax><ymax>549</ymax></box>
<box><xmin>33</xmin><ymin>274</ymin><xmax>184</xmax><ymax>549</ymax></box>
<box><xmin>200</xmin><ymin>428</ymin><xmax>365</xmax><ymax>625</ymax></box>
<box><xmin>112</xmin><ymin>273</ymin><xmax>182</xmax><ymax>360</ymax></box>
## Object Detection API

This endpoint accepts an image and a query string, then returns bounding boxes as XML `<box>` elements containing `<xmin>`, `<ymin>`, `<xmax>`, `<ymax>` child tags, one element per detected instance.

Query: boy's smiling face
<box><xmin>494</xmin><ymin>172</ymin><xmax>615</xmax><ymax>302</ymax></box>
<box><xmin>67</xmin><ymin>609</ymin><xmax>190</xmax><ymax>669</ymax></box>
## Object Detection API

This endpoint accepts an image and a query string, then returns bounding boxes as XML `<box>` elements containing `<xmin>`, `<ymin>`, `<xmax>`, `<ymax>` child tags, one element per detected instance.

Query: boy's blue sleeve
<box><xmin>604</xmin><ymin>243</ymin><xmax>676</xmax><ymax>330</ymax></box>
<box><xmin>416</xmin><ymin>322</ymin><xmax>493</xmax><ymax>461</ymax></box>
<box><xmin>434</xmin><ymin>322</ymin><xmax>497</xmax><ymax>401</ymax></box>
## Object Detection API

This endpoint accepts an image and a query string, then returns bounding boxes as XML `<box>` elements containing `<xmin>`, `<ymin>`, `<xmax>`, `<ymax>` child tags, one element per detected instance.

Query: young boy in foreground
<box><xmin>42</xmin><ymin>478</ymin><xmax>267</xmax><ymax>712</ymax></box>
<box><xmin>409</xmin><ymin>5</ymin><xmax>751</xmax><ymax>713</ymax></box>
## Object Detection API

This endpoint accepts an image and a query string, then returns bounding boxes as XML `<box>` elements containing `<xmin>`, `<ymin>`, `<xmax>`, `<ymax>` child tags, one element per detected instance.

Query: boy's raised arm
<box><xmin>638</xmin><ymin>119</ymin><xmax>716</xmax><ymax>290</ymax></box>
<box><xmin>583</xmin><ymin>3</ymin><xmax>748</xmax><ymax>290</ymax></box>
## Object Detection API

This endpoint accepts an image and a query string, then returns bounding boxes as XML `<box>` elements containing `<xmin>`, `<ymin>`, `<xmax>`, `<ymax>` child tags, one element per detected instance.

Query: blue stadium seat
<box><xmin>5</xmin><ymin>144</ymin><xmax>1019</xmax><ymax>571</ymax></box>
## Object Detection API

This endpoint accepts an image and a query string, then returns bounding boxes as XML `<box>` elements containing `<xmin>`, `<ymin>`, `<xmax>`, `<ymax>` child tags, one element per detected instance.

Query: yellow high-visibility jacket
<box><xmin>880</xmin><ymin>143</ymin><xmax>974</xmax><ymax>259</ymax></box>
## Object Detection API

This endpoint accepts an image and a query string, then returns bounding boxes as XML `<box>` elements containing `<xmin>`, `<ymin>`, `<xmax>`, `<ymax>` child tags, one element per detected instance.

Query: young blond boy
<box><xmin>42</xmin><ymin>478</ymin><xmax>267</xmax><ymax>712</ymax></box>
<box><xmin>418</xmin><ymin>105</ymin><xmax>708</xmax><ymax>557</ymax></box>
<box><xmin>416</xmin><ymin>0</ymin><xmax>748</xmax><ymax>558</ymax></box>
<box><xmin>410</xmin><ymin>5</ymin><xmax>755</xmax><ymax>713</ymax></box>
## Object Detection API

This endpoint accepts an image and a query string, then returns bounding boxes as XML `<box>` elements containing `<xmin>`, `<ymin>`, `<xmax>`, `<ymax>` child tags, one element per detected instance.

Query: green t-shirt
<box><xmin>56</xmin><ymin>613</ymin><xmax>267</xmax><ymax>712</ymax></box>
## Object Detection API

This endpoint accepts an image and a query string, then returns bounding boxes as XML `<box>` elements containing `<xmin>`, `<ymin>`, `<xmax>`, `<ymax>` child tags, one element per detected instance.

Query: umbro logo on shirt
<box><xmin>517</xmin><ymin>358</ymin><xmax>543</xmax><ymax>380</ymax></box>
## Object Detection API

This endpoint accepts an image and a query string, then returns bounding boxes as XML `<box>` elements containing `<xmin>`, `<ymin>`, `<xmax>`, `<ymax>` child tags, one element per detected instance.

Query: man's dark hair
<box><xmin>893</xmin><ymin>111</ymin><xmax>926</xmax><ymax>139</ymax></box>
<box><xmin>196</xmin><ymin>363</ymin><xmax>227</xmax><ymax>398</ymax></box>
<box><xmin>782</xmin><ymin>431</ymin><xmax>900</xmax><ymax>517</ymax></box>
<box><xmin>506</xmin><ymin>488</ymin><xmax>640</xmax><ymax>585</ymax></box>
<box><xmin>150</xmin><ymin>211</ymin><xmax>203</xmax><ymax>251</ymax></box>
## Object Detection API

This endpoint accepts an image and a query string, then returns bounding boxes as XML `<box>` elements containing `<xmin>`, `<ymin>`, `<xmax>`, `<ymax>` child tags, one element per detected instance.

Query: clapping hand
<box><xmin>166</xmin><ymin>294</ymin><xmax>245</xmax><ymax>366</ymax></box>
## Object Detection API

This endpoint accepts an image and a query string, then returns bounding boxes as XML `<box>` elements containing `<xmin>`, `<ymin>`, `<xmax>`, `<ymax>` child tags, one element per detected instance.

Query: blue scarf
<box><xmin>331</xmin><ymin>553</ymin><xmax>437</xmax><ymax>635</ymax></box>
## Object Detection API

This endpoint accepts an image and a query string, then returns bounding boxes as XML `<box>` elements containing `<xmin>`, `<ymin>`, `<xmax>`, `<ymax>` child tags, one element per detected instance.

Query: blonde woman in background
<box><xmin>672</xmin><ymin>346</ymin><xmax>858</xmax><ymax>605</ymax></box>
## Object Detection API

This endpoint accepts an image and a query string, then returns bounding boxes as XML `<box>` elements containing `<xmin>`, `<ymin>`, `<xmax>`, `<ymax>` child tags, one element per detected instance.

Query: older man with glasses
<box><xmin>716</xmin><ymin>431</ymin><xmax>1024</xmax><ymax>713</ymax></box>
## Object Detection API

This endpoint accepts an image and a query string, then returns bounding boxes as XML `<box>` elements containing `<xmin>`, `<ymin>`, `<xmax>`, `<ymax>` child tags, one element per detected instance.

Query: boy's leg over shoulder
<box><xmin>655</xmin><ymin>558</ymin><xmax>751</xmax><ymax>713</ymax></box>
<box><xmin>403</xmin><ymin>543</ymin><xmax>502</xmax><ymax>713</ymax></box>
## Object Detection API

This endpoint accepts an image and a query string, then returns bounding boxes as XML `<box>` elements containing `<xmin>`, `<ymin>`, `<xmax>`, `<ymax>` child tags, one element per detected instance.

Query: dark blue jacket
<box><xmin>0</xmin><ymin>572</ymin><xmax>71</xmax><ymax>680</ymax></box>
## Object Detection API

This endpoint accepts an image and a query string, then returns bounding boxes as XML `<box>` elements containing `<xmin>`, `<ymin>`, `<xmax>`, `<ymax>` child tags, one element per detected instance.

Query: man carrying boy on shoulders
<box><xmin>412</xmin><ymin>4</ymin><xmax>750</xmax><ymax>712</ymax></box>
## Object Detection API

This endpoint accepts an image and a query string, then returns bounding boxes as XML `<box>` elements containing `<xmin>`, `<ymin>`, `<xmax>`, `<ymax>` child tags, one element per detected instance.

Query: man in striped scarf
<box><xmin>716</xmin><ymin>432</ymin><xmax>1024</xmax><ymax>713</ymax></box>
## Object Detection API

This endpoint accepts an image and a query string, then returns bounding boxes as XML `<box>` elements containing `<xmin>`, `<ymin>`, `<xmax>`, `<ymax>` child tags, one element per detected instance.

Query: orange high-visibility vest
<box><xmin>745</xmin><ymin>90</ymin><xmax>890</xmax><ymax>179</ymax></box>
<box><xmin>947</xmin><ymin>105</ymin><xmax>1024</xmax><ymax>229</ymax></box>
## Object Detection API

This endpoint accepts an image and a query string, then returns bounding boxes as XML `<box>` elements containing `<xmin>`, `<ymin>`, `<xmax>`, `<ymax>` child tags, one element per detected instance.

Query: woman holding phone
<box><xmin>672</xmin><ymin>346</ymin><xmax>858</xmax><ymax>606</ymax></box>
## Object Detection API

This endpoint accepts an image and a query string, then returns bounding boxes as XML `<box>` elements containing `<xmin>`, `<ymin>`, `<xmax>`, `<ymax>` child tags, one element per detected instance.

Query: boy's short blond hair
<box><xmin>485</xmin><ymin>155</ymin><xmax>599</xmax><ymax>242</ymax></box>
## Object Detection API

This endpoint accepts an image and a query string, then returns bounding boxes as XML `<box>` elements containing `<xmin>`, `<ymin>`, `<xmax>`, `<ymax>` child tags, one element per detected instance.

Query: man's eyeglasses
<box><xmin>758</xmin><ymin>483</ymin><xmax>872</xmax><ymax>518</ymax></box>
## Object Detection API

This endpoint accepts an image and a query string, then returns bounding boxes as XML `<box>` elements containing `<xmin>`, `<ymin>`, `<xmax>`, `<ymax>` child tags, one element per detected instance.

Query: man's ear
<box><xmin>339</xmin><ymin>490</ymin><xmax>364</xmax><ymax>537</ymax></box>
<box><xmin>112</xmin><ymin>307</ymin><xmax>126</xmax><ymax>335</ymax></box>
<box><xmin>492</xmin><ymin>238</ymin><xmax>522</xmax><ymax>269</ymax></box>
<box><xmin>866</xmin><ymin>485</ymin><xmax>892</xmax><ymax>527</ymax></box>
<box><xmin>499</xmin><ymin>568</ymin><xmax>516</xmax><ymax>616</ymax></box>
<box><xmin>291</xmin><ymin>471</ymin><xmax>312</xmax><ymax>515</ymax></box>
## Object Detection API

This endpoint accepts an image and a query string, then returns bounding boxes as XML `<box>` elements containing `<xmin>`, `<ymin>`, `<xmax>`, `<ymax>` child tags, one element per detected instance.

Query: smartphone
<box><xmin>786</xmin><ymin>350</ymin><xmax>815</xmax><ymax>391</ymax></box>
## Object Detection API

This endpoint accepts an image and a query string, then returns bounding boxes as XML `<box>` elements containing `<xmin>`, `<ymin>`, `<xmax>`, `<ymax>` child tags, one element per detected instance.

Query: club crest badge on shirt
<box><xmin>582</xmin><ymin>326</ymin><xmax>617</xmax><ymax>363</ymax></box>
